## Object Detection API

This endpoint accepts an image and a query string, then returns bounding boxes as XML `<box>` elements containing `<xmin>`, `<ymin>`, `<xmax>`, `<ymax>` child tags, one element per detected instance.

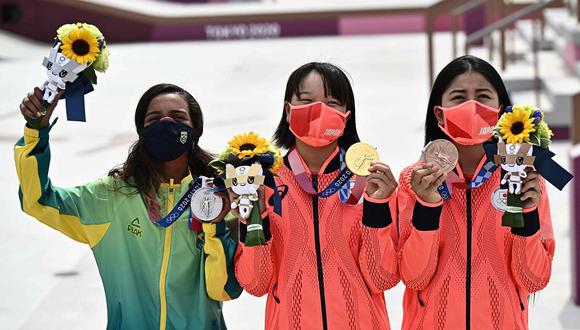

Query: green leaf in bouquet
<box><xmin>209</xmin><ymin>159</ymin><xmax>225</xmax><ymax>171</ymax></box>
<box><xmin>83</xmin><ymin>66</ymin><xmax>98</xmax><ymax>85</ymax></box>
<box><xmin>226</xmin><ymin>153</ymin><xmax>239</xmax><ymax>164</ymax></box>
<box><xmin>540</xmin><ymin>137</ymin><xmax>551</xmax><ymax>149</ymax></box>
<box><xmin>529</xmin><ymin>133</ymin><xmax>540</xmax><ymax>147</ymax></box>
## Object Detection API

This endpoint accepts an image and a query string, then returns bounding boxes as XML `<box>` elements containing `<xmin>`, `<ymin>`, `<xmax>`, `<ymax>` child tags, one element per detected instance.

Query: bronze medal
<box><xmin>423</xmin><ymin>139</ymin><xmax>459</xmax><ymax>174</ymax></box>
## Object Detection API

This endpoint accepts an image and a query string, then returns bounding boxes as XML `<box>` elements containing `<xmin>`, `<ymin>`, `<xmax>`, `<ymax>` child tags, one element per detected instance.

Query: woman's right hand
<box><xmin>410</xmin><ymin>163</ymin><xmax>445</xmax><ymax>204</ymax></box>
<box><xmin>19</xmin><ymin>87</ymin><xmax>62</xmax><ymax>128</ymax></box>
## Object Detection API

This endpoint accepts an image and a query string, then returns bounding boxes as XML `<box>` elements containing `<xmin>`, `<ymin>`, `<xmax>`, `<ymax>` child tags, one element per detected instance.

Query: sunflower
<box><xmin>268</xmin><ymin>144</ymin><xmax>283</xmax><ymax>173</ymax></box>
<box><xmin>497</xmin><ymin>107</ymin><xmax>536</xmax><ymax>144</ymax></box>
<box><xmin>60</xmin><ymin>27</ymin><xmax>100</xmax><ymax>64</ymax></box>
<box><xmin>228</xmin><ymin>132</ymin><xmax>270</xmax><ymax>159</ymax></box>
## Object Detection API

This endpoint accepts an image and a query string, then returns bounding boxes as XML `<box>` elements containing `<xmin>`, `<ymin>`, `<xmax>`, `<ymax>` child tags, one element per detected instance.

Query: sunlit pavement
<box><xmin>0</xmin><ymin>29</ymin><xmax>579</xmax><ymax>329</ymax></box>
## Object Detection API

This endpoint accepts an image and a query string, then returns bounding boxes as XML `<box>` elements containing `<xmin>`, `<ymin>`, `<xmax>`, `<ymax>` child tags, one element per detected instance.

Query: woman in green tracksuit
<box><xmin>14</xmin><ymin>83</ymin><xmax>242</xmax><ymax>329</ymax></box>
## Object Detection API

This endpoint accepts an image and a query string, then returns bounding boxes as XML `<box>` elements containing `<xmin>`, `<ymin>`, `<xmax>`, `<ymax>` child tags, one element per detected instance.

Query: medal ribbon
<box><xmin>288</xmin><ymin>147</ymin><xmax>365</xmax><ymax>204</ymax></box>
<box><xmin>437</xmin><ymin>158</ymin><xmax>498</xmax><ymax>201</ymax></box>
<box><xmin>154</xmin><ymin>177</ymin><xmax>203</xmax><ymax>228</ymax></box>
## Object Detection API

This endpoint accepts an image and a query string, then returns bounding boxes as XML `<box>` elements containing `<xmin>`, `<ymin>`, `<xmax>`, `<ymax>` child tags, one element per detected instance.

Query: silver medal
<box><xmin>191</xmin><ymin>177</ymin><xmax>223</xmax><ymax>222</ymax></box>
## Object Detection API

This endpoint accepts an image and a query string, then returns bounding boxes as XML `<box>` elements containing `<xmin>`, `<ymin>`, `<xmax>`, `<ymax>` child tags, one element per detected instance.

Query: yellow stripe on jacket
<box><xmin>203</xmin><ymin>222</ymin><xmax>232</xmax><ymax>301</ymax></box>
<box><xmin>14</xmin><ymin>126</ymin><xmax>110</xmax><ymax>248</ymax></box>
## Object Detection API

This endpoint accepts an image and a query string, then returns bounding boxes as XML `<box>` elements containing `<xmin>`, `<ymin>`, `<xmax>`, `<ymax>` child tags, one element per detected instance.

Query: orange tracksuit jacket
<box><xmin>235</xmin><ymin>149</ymin><xmax>399</xmax><ymax>329</ymax></box>
<box><xmin>398</xmin><ymin>160</ymin><xmax>555</xmax><ymax>330</ymax></box>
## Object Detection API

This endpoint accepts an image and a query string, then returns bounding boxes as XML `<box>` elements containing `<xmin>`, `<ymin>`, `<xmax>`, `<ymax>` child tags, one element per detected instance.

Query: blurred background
<box><xmin>1</xmin><ymin>0</ymin><xmax>580</xmax><ymax>329</ymax></box>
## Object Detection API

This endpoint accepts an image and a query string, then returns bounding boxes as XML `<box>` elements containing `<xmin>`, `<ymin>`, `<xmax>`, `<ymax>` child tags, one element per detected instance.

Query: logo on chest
<box><xmin>268</xmin><ymin>184</ymin><xmax>288</xmax><ymax>206</ymax></box>
<box><xmin>127</xmin><ymin>218</ymin><xmax>143</xmax><ymax>238</ymax></box>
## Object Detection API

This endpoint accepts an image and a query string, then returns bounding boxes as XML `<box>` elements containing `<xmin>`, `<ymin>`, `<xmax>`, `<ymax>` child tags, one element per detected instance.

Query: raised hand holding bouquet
<box><xmin>492</xmin><ymin>105</ymin><xmax>573</xmax><ymax>227</ymax></box>
<box><xmin>29</xmin><ymin>22</ymin><xmax>109</xmax><ymax>128</ymax></box>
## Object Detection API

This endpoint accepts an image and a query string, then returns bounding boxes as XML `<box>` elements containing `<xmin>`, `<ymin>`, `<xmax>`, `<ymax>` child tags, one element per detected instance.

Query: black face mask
<box><xmin>139</xmin><ymin>118</ymin><xmax>195</xmax><ymax>161</ymax></box>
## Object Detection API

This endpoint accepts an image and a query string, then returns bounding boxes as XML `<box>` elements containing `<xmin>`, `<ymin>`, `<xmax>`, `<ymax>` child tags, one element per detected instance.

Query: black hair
<box><xmin>273</xmin><ymin>62</ymin><xmax>360</xmax><ymax>149</ymax></box>
<box><xmin>109</xmin><ymin>83</ymin><xmax>215</xmax><ymax>198</ymax></box>
<box><xmin>424</xmin><ymin>55</ymin><xmax>512</xmax><ymax>145</ymax></box>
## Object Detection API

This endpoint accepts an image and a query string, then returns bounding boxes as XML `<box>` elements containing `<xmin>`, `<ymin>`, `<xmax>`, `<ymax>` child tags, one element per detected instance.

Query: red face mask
<box><xmin>288</xmin><ymin>101</ymin><xmax>351</xmax><ymax>147</ymax></box>
<box><xmin>437</xmin><ymin>100</ymin><xmax>500</xmax><ymax>145</ymax></box>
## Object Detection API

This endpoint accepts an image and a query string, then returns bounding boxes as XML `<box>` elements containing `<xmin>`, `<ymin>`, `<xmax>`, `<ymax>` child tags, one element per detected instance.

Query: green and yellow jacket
<box><xmin>14</xmin><ymin>124</ymin><xmax>242</xmax><ymax>330</ymax></box>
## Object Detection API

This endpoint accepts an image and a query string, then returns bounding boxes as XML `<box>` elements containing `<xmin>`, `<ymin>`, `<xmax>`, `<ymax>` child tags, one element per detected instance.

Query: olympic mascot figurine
<box><xmin>225</xmin><ymin>163</ymin><xmax>264</xmax><ymax>219</ymax></box>
<box><xmin>211</xmin><ymin>132</ymin><xmax>282</xmax><ymax>246</ymax></box>
<box><xmin>491</xmin><ymin>105</ymin><xmax>573</xmax><ymax>227</ymax></box>
<box><xmin>494</xmin><ymin>139</ymin><xmax>536</xmax><ymax>227</ymax></box>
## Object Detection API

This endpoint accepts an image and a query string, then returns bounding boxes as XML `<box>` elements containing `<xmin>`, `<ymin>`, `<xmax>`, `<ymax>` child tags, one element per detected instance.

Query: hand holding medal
<box><xmin>345</xmin><ymin>142</ymin><xmax>397</xmax><ymax>200</ymax></box>
<box><xmin>411</xmin><ymin>139</ymin><xmax>459</xmax><ymax>204</ymax></box>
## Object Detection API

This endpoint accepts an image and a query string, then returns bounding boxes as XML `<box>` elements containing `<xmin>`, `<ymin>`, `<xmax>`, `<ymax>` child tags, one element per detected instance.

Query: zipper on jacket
<box><xmin>312</xmin><ymin>175</ymin><xmax>328</xmax><ymax>330</ymax></box>
<box><xmin>418</xmin><ymin>291</ymin><xmax>425</xmax><ymax>307</ymax></box>
<box><xmin>466</xmin><ymin>189</ymin><xmax>472</xmax><ymax>330</ymax></box>
<box><xmin>515</xmin><ymin>288</ymin><xmax>525</xmax><ymax>311</ymax></box>
<box><xmin>159</xmin><ymin>179</ymin><xmax>175</xmax><ymax>330</ymax></box>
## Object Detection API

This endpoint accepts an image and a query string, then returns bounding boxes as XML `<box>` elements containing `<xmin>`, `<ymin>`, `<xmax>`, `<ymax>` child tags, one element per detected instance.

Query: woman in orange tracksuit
<box><xmin>398</xmin><ymin>55</ymin><xmax>554</xmax><ymax>329</ymax></box>
<box><xmin>234</xmin><ymin>62</ymin><xmax>400</xmax><ymax>329</ymax></box>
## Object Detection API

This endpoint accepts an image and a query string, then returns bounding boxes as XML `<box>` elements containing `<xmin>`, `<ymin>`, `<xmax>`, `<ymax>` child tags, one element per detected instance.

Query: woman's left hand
<box><xmin>365</xmin><ymin>161</ymin><xmax>397</xmax><ymax>200</ymax></box>
<box><xmin>521</xmin><ymin>169</ymin><xmax>541</xmax><ymax>210</ymax></box>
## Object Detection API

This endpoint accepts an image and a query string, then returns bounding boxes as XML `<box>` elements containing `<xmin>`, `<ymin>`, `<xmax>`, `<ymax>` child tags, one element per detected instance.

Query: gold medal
<box><xmin>345</xmin><ymin>142</ymin><xmax>379</xmax><ymax>176</ymax></box>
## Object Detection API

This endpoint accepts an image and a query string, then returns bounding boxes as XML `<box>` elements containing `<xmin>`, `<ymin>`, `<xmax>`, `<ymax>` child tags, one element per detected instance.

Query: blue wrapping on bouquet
<box><xmin>62</xmin><ymin>74</ymin><xmax>94</xmax><ymax>122</ymax></box>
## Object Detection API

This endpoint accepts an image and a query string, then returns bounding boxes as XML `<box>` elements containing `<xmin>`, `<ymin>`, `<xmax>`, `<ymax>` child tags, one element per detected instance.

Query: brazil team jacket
<box><xmin>14</xmin><ymin>124</ymin><xmax>242</xmax><ymax>330</ymax></box>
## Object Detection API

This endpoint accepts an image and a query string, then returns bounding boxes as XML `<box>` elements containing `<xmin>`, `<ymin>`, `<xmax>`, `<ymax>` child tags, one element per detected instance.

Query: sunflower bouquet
<box><xmin>211</xmin><ymin>132</ymin><xmax>282</xmax><ymax>246</ymax></box>
<box><xmin>492</xmin><ymin>105</ymin><xmax>552</xmax><ymax>227</ymax></box>
<box><xmin>30</xmin><ymin>22</ymin><xmax>109</xmax><ymax>129</ymax></box>
<box><xmin>495</xmin><ymin>105</ymin><xmax>553</xmax><ymax>147</ymax></box>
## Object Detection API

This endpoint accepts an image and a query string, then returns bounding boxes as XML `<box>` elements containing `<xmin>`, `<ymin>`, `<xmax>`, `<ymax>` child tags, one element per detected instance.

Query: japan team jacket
<box><xmin>235</xmin><ymin>147</ymin><xmax>400</xmax><ymax>330</ymax></box>
<box><xmin>398</xmin><ymin>159</ymin><xmax>554</xmax><ymax>329</ymax></box>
